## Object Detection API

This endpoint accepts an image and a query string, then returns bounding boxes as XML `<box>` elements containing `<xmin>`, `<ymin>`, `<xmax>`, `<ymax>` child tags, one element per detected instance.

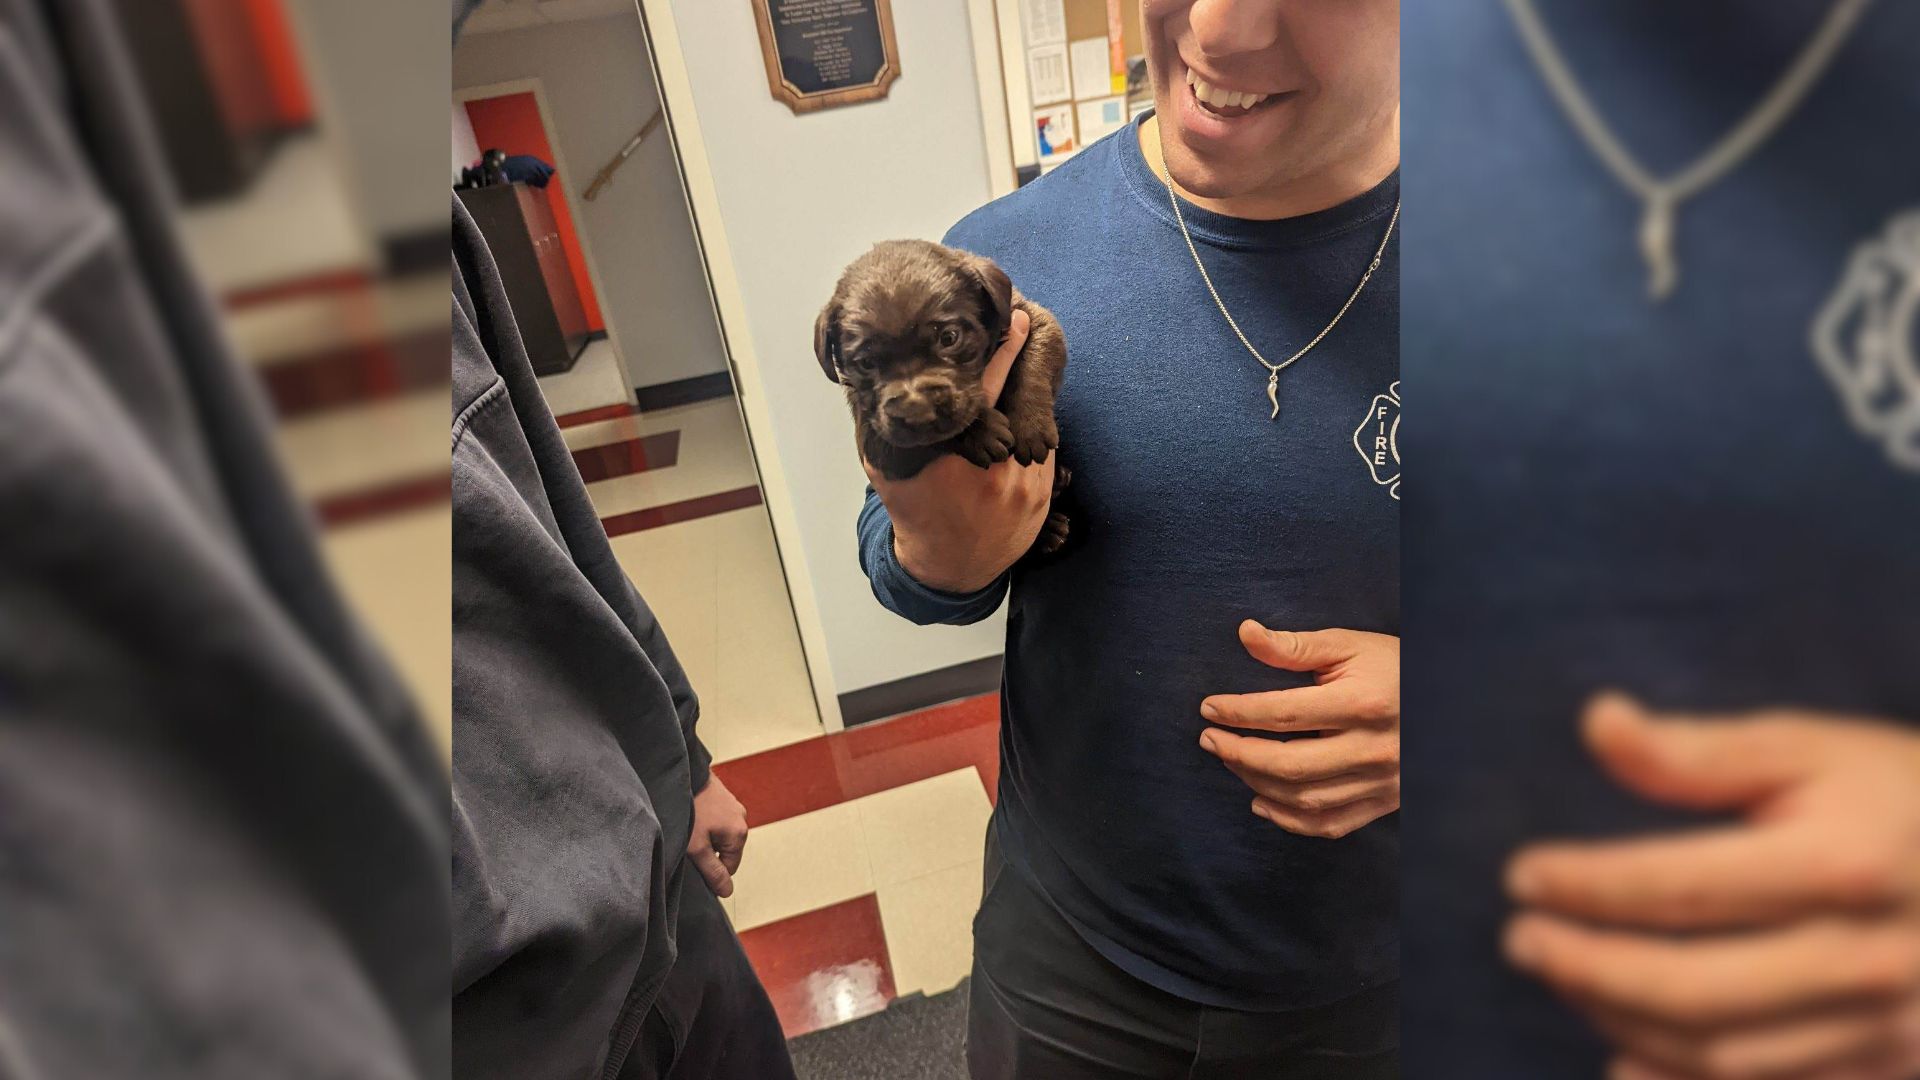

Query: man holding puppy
<box><xmin>857</xmin><ymin>1</ymin><xmax>1401</xmax><ymax>1075</ymax></box>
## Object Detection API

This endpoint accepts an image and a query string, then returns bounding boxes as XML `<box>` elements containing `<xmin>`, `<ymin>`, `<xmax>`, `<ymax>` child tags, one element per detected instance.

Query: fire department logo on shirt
<box><xmin>1811</xmin><ymin>209</ymin><xmax>1920</xmax><ymax>474</ymax></box>
<box><xmin>1353</xmin><ymin>381</ymin><xmax>1401</xmax><ymax>500</ymax></box>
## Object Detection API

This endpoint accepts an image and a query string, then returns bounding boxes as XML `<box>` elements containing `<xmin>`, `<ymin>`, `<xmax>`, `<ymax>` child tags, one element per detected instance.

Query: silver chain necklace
<box><xmin>1504</xmin><ymin>0</ymin><xmax>1873</xmax><ymax>301</ymax></box>
<box><xmin>1158</xmin><ymin>134</ymin><xmax>1399</xmax><ymax>420</ymax></box>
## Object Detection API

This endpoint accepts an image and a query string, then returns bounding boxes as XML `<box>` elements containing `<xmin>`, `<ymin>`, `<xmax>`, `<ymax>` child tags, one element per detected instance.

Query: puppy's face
<box><xmin>816</xmin><ymin>241</ymin><xmax>1012</xmax><ymax>447</ymax></box>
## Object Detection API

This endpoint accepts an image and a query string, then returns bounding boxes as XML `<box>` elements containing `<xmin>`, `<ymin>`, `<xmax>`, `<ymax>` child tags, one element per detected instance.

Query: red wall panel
<box><xmin>463</xmin><ymin>93</ymin><xmax>607</xmax><ymax>333</ymax></box>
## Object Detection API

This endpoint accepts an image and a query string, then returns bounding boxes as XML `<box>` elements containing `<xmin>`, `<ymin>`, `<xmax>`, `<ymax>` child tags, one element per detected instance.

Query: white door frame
<box><xmin>630</xmin><ymin>0</ymin><xmax>846</xmax><ymax>732</ymax></box>
<box><xmin>966</xmin><ymin>0</ymin><xmax>1020</xmax><ymax>199</ymax></box>
<box><xmin>453</xmin><ymin>77</ymin><xmax>643</xmax><ymax>401</ymax></box>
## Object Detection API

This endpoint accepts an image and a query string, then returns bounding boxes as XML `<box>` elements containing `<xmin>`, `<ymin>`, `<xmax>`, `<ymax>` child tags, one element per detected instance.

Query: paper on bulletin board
<box><xmin>1027</xmin><ymin>43</ymin><xmax>1070</xmax><ymax>105</ymax></box>
<box><xmin>1068</xmin><ymin>36</ymin><xmax>1113</xmax><ymax>102</ymax></box>
<box><xmin>1075</xmin><ymin>95</ymin><xmax>1126</xmax><ymax>144</ymax></box>
<box><xmin>1033</xmin><ymin>102</ymin><xmax>1077</xmax><ymax>160</ymax></box>
<box><xmin>1021</xmin><ymin>0</ymin><xmax>1066</xmax><ymax>47</ymax></box>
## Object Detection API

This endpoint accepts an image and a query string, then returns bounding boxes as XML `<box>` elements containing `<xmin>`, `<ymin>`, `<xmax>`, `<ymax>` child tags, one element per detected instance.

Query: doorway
<box><xmin>454</xmin><ymin>8</ymin><xmax>825</xmax><ymax>763</ymax></box>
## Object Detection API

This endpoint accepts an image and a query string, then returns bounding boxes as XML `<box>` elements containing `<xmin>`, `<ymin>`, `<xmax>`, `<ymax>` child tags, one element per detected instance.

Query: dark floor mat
<box><xmin>787</xmin><ymin>980</ymin><xmax>970</xmax><ymax>1080</ymax></box>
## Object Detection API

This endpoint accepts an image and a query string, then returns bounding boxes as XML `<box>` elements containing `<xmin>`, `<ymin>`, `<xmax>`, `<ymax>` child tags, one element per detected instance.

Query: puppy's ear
<box><xmin>814</xmin><ymin>301</ymin><xmax>843</xmax><ymax>384</ymax></box>
<box><xmin>960</xmin><ymin>253</ymin><xmax>1013</xmax><ymax>335</ymax></box>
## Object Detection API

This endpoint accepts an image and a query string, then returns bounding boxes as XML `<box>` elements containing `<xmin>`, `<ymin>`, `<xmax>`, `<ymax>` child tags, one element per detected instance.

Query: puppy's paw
<box><xmin>1052</xmin><ymin>463</ymin><xmax>1072</xmax><ymax>493</ymax></box>
<box><xmin>1035</xmin><ymin>511</ymin><xmax>1070</xmax><ymax>555</ymax></box>
<box><xmin>954</xmin><ymin>408</ymin><xmax>1015</xmax><ymax>468</ymax></box>
<box><xmin>1009</xmin><ymin>414</ymin><xmax>1059</xmax><ymax>467</ymax></box>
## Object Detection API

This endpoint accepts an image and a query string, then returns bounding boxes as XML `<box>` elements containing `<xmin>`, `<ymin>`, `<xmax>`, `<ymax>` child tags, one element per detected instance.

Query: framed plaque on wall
<box><xmin>750</xmin><ymin>0</ymin><xmax>901</xmax><ymax>114</ymax></box>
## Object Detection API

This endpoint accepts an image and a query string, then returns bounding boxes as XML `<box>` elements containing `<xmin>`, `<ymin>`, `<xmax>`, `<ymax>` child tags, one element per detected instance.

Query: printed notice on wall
<box><xmin>1020</xmin><ymin>0</ymin><xmax>1066</xmax><ymax>47</ymax></box>
<box><xmin>1068</xmin><ymin>36</ymin><xmax>1114</xmax><ymax>102</ymax></box>
<box><xmin>1027</xmin><ymin>42</ymin><xmax>1070</xmax><ymax>105</ymax></box>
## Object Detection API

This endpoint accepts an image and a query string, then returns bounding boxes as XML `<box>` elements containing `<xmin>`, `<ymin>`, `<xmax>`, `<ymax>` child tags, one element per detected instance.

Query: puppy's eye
<box><xmin>938</xmin><ymin>327</ymin><xmax>961</xmax><ymax>349</ymax></box>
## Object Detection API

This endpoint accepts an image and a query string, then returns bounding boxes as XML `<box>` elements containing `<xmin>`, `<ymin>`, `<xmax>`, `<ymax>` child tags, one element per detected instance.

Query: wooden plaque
<box><xmin>750</xmin><ymin>0</ymin><xmax>901</xmax><ymax>114</ymax></box>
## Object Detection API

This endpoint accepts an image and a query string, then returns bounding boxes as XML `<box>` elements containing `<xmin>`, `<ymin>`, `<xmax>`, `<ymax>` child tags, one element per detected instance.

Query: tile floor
<box><xmin>719</xmin><ymin>695</ymin><xmax>1002</xmax><ymax>1038</ymax></box>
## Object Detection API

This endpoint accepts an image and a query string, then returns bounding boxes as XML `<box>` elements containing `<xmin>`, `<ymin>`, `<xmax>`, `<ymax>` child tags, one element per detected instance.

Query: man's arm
<box><xmin>857</xmin><ymin>488</ymin><xmax>1012</xmax><ymax>626</ymax></box>
<box><xmin>852</xmin><ymin>309</ymin><xmax>1050</xmax><ymax>624</ymax></box>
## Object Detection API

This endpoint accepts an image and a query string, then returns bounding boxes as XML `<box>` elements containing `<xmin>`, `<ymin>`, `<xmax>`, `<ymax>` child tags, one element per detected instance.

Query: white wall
<box><xmin>656</xmin><ymin>0</ymin><xmax>1009</xmax><ymax>696</ymax></box>
<box><xmin>454</xmin><ymin>16</ymin><xmax>729</xmax><ymax>389</ymax></box>
<box><xmin>288</xmin><ymin>0</ymin><xmax>447</xmax><ymax>247</ymax></box>
<box><xmin>452</xmin><ymin>104</ymin><xmax>480</xmax><ymax>181</ymax></box>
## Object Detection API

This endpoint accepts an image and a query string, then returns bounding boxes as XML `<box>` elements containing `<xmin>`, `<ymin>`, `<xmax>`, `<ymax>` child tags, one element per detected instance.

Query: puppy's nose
<box><xmin>881</xmin><ymin>379</ymin><xmax>954</xmax><ymax>424</ymax></box>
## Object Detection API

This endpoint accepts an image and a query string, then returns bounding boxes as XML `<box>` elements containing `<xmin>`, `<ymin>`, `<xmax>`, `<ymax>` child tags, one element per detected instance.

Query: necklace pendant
<box><xmin>1639</xmin><ymin>195</ymin><xmax>1679</xmax><ymax>301</ymax></box>
<box><xmin>1266</xmin><ymin>371</ymin><xmax>1280</xmax><ymax>421</ymax></box>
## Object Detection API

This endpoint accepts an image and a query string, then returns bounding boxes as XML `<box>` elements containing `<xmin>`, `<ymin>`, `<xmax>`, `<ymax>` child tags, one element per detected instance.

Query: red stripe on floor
<box><xmin>736</xmin><ymin>893</ymin><xmax>897</xmax><ymax>1039</ymax></box>
<box><xmin>258</xmin><ymin>330</ymin><xmax>451</xmax><ymax>419</ymax></box>
<box><xmin>600</xmin><ymin>485</ymin><xmax>763</xmax><ymax>537</ymax></box>
<box><xmin>571</xmin><ymin>431</ymin><xmax>680</xmax><ymax>483</ymax></box>
<box><xmin>224</xmin><ymin>267</ymin><xmax>376</xmax><ymax>310</ymax></box>
<box><xmin>555</xmin><ymin>401</ymin><xmax>638</xmax><ymax>428</ymax></box>
<box><xmin>713</xmin><ymin>694</ymin><xmax>1000</xmax><ymax>830</ymax></box>
<box><xmin>315</xmin><ymin>473</ymin><xmax>450</xmax><ymax>528</ymax></box>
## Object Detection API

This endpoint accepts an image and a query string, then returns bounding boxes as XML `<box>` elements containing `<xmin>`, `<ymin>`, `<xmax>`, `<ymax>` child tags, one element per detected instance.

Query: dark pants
<box><xmin>618</xmin><ymin>868</ymin><xmax>796</xmax><ymax>1080</ymax></box>
<box><xmin>967</xmin><ymin>829</ymin><xmax>1399</xmax><ymax>1079</ymax></box>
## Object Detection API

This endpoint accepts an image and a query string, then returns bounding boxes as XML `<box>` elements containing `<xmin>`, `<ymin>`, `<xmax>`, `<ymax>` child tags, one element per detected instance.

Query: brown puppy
<box><xmin>815</xmin><ymin>239</ymin><xmax>1071</xmax><ymax>553</ymax></box>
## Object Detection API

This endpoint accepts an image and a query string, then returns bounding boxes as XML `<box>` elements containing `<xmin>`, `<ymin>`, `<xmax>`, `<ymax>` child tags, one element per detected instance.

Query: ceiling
<box><xmin>462</xmin><ymin>0</ymin><xmax>639</xmax><ymax>35</ymax></box>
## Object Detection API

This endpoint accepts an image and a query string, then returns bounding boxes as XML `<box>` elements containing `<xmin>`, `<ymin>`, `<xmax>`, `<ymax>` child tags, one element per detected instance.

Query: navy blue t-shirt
<box><xmin>1403</xmin><ymin>2</ymin><xmax>1920</xmax><ymax>1073</ymax></box>
<box><xmin>857</xmin><ymin>115</ymin><xmax>1401</xmax><ymax>1009</ymax></box>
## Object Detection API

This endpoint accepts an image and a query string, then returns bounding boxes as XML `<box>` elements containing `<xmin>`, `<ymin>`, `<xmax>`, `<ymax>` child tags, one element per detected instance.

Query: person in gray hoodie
<box><xmin>447</xmin><ymin>56</ymin><xmax>794</xmax><ymax>1080</ymax></box>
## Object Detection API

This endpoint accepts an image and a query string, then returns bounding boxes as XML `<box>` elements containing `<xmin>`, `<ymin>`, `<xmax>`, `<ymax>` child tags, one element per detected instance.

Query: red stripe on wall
<box><xmin>241</xmin><ymin>0</ymin><xmax>313</xmax><ymax>126</ymax></box>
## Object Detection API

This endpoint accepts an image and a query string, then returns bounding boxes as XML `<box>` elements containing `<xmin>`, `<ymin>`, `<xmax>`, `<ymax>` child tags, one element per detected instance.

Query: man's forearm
<box><xmin>857</xmin><ymin>489</ymin><xmax>1009</xmax><ymax>626</ymax></box>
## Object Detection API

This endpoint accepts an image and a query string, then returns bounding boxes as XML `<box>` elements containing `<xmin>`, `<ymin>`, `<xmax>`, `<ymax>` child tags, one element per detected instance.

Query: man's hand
<box><xmin>863</xmin><ymin>308</ymin><xmax>1053</xmax><ymax>594</ymax></box>
<box><xmin>687</xmin><ymin>774</ymin><xmax>749</xmax><ymax>899</ymax></box>
<box><xmin>1198</xmin><ymin>622</ymin><xmax>1400</xmax><ymax>838</ymax></box>
<box><xmin>1504</xmin><ymin>695</ymin><xmax>1920</xmax><ymax>1080</ymax></box>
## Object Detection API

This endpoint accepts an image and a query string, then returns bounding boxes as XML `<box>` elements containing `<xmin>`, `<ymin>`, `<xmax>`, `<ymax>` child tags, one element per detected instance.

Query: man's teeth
<box><xmin>1185</xmin><ymin>68</ymin><xmax>1268</xmax><ymax>111</ymax></box>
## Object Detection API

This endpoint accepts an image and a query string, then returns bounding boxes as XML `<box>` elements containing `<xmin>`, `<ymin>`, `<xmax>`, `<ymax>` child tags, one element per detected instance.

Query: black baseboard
<box><xmin>381</xmin><ymin>226</ymin><xmax>451</xmax><ymax>277</ymax></box>
<box><xmin>838</xmin><ymin>655</ymin><xmax>1003</xmax><ymax>728</ymax></box>
<box><xmin>635</xmin><ymin>370</ymin><xmax>734</xmax><ymax>411</ymax></box>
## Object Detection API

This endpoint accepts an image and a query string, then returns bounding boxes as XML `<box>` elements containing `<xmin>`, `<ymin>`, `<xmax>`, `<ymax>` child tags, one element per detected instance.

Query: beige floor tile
<box><xmin>855</xmin><ymin>770</ymin><xmax>992</xmax><ymax>888</ymax></box>
<box><xmin>275</xmin><ymin>390</ymin><xmax>447</xmax><ymax>500</ymax></box>
<box><xmin>536</xmin><ymin>339</ymin><xmax>630</xmax><ymax>417</ymax></box>
<box><xmin>582</xmin><ymin>401</ymin><xmax>760</xmax><ymax>515</ymax></box>
<box><xmin>729</xmin><ymin>801</ymin><xmax>872</xmax><ymax>932</ymax></box>
<box><xmin>319</xmin><ymin>504</ymin><xmax>452</xmax><ymax>757</ymax></box>
<box><xmin>876</xmin><ymin>858</ymin><xmax>984</xmax><ymax>997</ymax></box>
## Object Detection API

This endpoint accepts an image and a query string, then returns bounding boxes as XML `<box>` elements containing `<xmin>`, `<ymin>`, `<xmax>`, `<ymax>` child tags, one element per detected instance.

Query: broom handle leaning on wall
<box><xmin>582</xmin><ymin>110</ymin><xmax>665</xmax><ymax>202</ymax></box>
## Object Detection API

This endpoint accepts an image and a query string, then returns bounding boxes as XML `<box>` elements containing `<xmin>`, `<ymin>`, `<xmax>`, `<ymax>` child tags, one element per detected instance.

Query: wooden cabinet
<box><xmin>458</xmin><ymin>183</ymin><xmax>589</xmax><ymax>376</ymax></box>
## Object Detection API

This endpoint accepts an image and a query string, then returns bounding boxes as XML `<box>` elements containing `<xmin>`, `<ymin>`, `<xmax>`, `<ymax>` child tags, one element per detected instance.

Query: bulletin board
<box><xmin>1000</xmin><ymin>0</ymin><xmax>1145</xmax><ymax>179</ymax></box>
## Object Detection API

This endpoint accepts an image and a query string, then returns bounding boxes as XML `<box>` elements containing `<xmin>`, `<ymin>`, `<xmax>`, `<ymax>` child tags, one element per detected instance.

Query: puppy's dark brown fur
<box><xmin>816</xmin><ymin>240</ymin><xmax>1071</xmax><ymax>554</ymax></box>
